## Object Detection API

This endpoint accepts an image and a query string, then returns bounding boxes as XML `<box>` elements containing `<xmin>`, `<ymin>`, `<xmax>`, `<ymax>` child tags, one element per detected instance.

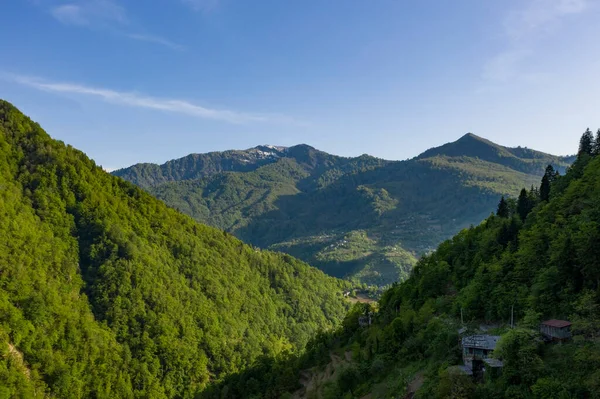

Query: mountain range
<box><xmin>1</xmin><ymin>98</ymin><xmax>595</xmax><ymax>399</ymax></box>
<box><xmin>113</xmin><ymin>134</ymin><xmax>574</xmax><ymax>286</ymax></box>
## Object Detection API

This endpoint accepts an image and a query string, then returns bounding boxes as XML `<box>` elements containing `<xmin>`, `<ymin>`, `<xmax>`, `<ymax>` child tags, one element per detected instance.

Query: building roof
<box><xmin>541</xmin><ymin>319</ymin><xmax>571</xmax><ymax>328</ymax></box>
<box><xmin>461</xmin><ymin>335</ymin><xmax>501</xmax><ymax>350</ymax></box>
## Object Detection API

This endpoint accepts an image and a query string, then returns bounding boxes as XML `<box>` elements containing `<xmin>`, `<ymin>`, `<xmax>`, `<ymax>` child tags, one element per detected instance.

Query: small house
<box><xmin>540</xmin><ymin>319</ymin><xmax>572</xmax><ymax>341</ymax></box>
<box><xmin>461</xmin><ymin>335</ymin><xmax>501</xmax><ymax>370</ymax></box>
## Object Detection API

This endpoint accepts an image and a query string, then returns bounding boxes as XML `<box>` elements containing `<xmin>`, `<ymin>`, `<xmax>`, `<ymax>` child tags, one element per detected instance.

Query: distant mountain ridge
<box><xmin>113</xmin><ymin>144</ymin><xmax>292</xmax><ymax>187</ymax></box>
<box><xmin>113</xmin><ymin>144</ymin><xmax>386</xmax><ymax>189</ymax></box>
<box><xmin>114</xmin><ymin>134</ymin><xmax>574</xmax><ymax>286</ymax></box>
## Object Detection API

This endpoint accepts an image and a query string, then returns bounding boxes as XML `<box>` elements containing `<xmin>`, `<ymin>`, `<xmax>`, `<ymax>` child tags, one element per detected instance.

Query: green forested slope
<box><xmin>0</xmin><ymin>100</ymin><xmax>349</xmax><ymax>398</ymax></box>
<box><xmin>115</xmin><ymin>135</ymin><xmax>572</xmax><ymax>286</ymax></box>
<box><xmin>207</xmin><ymin>131</ymin><xmax>600</xmax><ymax>399</ymax></box>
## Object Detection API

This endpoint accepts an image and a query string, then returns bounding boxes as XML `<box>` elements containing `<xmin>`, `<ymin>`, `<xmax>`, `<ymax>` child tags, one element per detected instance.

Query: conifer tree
<box><xmin>540</xmin><ymin>174</ymin><xmax>550</xmax><ymax>202</ymax></box>
<box><xmin>594</xmin><ymin>128</ymin><xmax>600</xmax><ymax>156</ymax></box>
<box><xmin>539</xmin><ymin>165</ymin><xmax>557</xmax><ymax>202</ymax></box>
<box><xmin>517</xmin><ymin>188</ymin><xmax>530</xmax><ymax>220</ymax></box>
<box><xmin>529</xmin><ymin>185</ymin><xmax>540</xmax><ymax>204</ymax></box>
<box><xmin>546</xmin><ymin>164</ymin><xmax>559</xmax><ymax>182</ymax></box>
<box><xmin>579</xmin><ymin>128</ymin><xmax>594</xmax><ymax>156</ymax></box>
<box><xmin>497</xmin><ymin>196</ymin><xmax>509</xmax><ymax>218</ymax></box>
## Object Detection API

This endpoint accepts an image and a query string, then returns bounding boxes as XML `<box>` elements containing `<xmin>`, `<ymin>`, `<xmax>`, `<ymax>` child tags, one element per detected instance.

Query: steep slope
<box><xmin>0</xmin><ymin>100</ymin><xmax>349</xmax><ymax>399</ymax></box>
<box><xmin>204</xmin><ymin>133</ymin><xmax>600</xmax><ymax>399</ymax></box>
<box><xmin>114</xmin><ymin>134</ymin><xmax>573</xmax><ymax>286</ymax></box>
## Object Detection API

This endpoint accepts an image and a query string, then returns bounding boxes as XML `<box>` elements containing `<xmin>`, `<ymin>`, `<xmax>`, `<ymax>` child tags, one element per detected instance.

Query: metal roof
<box><xmin>541</xmin><ymin>319</ymin><xmax>571</xmax><ymax>328</ymax></box>
<box><xmin>461</xmin><ymin>335</ymin><xmax>501</xmax><ymax>350</ymax></box>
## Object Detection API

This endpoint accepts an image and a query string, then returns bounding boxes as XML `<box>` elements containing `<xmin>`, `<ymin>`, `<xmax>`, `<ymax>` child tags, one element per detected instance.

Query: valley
<box><xmin>1</xmin><ymin>100</ymin><xmax>598</xmax><ymax>399</ymax></box>
<box><xmin>4</xmin><ymin>1</ymin><xmax>599</xmax><ymax>397</ymax></box>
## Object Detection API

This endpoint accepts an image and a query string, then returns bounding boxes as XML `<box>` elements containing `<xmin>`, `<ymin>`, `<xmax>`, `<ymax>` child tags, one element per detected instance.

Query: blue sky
<box><xmin>1</xmin><ymin>0</ymin><xmax>599</xmax><ymax>170</ymax></box>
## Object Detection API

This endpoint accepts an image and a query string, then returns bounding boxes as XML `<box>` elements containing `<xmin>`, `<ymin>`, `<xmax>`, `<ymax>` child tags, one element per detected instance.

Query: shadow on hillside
<box><xmin>236</xmin><ymin>159</ymin><xmax>503</xmax><ymax>253</ymax></box>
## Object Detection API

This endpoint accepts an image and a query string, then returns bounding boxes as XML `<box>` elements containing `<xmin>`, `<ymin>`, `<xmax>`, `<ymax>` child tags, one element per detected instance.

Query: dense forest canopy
<box><xmin>0</xmin><ymin>100</ymin><xmax>350</xmax><ymax>398</ymax></box>
<box><xmin>114</xmin><ymin>134</ymin><xmax>573</xmax><ymax>286</ymax></box>
<box><xmin>204</xmin><ymin>129</ymin><xmax>600</xmax><ymax>399</ymax></box>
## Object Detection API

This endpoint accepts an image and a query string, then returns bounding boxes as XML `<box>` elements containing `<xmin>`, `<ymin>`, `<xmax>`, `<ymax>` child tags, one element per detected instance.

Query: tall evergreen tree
<box><xmin>497</xmin><ymin>196</ymin><xmax>509</xmax><ymax>218</ymax></box>
<box><xmin>579</xmin><ymin>128</ymin><xmax>594</xmax><ymax>156</ymax></box>
<box><xmin>539</xmin><ymin>165</ymin><xmax>557</xmax><ymax>202</ymax></box>
<box><xmin>517</xmin><ymin>188</ymin><xmax>530</xmax><ymax>220</ymax></box>
<box><xmin>594</xmin><ymin>128</ymin><xmax>600</xmax><ymax>156</ymax></box>
<box><xmin>544</xmin><ymin>164</ymin><xmax>558</xmax><ymax>183</ymax></box>
<box><xmin>540</xmin><ymin>174</ymin><xmax>550</xmax><ymax>202</ymax></box>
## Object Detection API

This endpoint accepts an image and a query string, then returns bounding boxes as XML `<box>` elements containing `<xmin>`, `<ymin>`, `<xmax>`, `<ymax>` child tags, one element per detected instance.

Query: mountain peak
<box><xmin>416</xmin><ymin>133</ymin><xmax>571</xmax><ymax>176</ymax></box>
<box><xmin>288</xmin><ymin>143</ymin><xmax>317</xmax><ymax>151</ymax></box>
<box><xmin>253</xmin><ymin>144</ymin><xmax>288</xmax><ymax>153</ymax></box>
<box><xmin>459</xmin><ymin>132</ymin><xmax>484</xmax><ymax>141</ymax></box>
<box><xmin>417</xmin><ymin>133</ymin><xmax>502</xmax><ymax>160</ymax></box>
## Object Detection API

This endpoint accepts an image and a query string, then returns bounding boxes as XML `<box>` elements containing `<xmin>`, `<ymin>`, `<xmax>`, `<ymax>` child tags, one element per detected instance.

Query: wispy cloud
<box><xmin>504</xmin><ymin>0</ymin><xmax>587</xmax><ymax>41</ymax></box>
<box><xmin>124</xmin><ymin>33</ymin><xmax>185</xmax><ymax>51</ymax></box>
<box><xmin>6</xmin><ymin>74</ymin><xmax>287</xmax><ymax>125</ymax></box>
<box><xmin>49</xmin><ymin>0</ymin><xmax>183</xmax><ymax>50</ymax></box>
<box><xmin>51</xmin><ymin>0</ymin><xmax>127</xmax><ymax>27</ymax></box>
<box><xmin>482</xmin><ymin>0</ymin><xmax>589</xmax><ymax>83</ymax></box>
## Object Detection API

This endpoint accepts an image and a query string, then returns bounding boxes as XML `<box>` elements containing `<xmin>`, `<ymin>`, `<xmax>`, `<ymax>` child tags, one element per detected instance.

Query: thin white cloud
<box><xmin>482</xmin><ymin>0</ymin><xmax>589</xmax><ymax>83</ymax></box>
<box><xmin>504</xmin><ymin>0</ymin><xmax>587</xmax><ymax>41</ymax></box>
<box><xmin>8</xmin><ymin>74</ymin><xmax>276</xmax><ymax>124</ymax></box>
<box><xmin>51</xmin><ymin>4</ymin><xmax>89</xmax><ymax>25</ymax></box>
<box><xmin>49</xmin><ymin>0</ymin><xmax>182</xmax><ymax>50</ymax></box>
<box><xmin>51</xmin><ymin>0</ymin><xmax>127</xmax><ymax>27</ymax></box>
<box><xmin>124</xmin><ymin>33</ymin><xmax>185</xmax><ymax>51</ymax></box>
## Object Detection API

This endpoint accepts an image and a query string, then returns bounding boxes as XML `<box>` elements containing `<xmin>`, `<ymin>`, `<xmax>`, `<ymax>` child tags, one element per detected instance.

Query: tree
<box><xmin>594</xmin><ymin>129</ymin><xmax>600</xmax><ymax>156</ymax></box>
<box><xmin>436</xmin><ymin>368</ymin><xmax>475</xmax><ymax>399</ymax></box>
<box><xmin>516</xmin><ymin>188</ymin><xmax>530</xmax><ymax>220</ymax></box>
<box><xmin>540</xmin><ymin>165</ymin><xmax>557</xmax><ymax>202</ymax></box>
<box><xmin>496</xmin><ymin>329</ymin><xmax>544</xmax><ymax>387</ymax></box>
<box><xmin>540</xmin><ymin>175</ymin><xmax>550</xmax><ymax>202</ymax></box>
<box><xmin>337</xmin><ymin>365</ymin><xmax>361</xmax><ymax>396</ymax></box>
<box><xmin>545</xmin><ymin>165</ymin><xmax>558</xmax><ymax>183</ymax></box>
<box><xmin>571</xmin><ymin>290</ymin><xmax>600</xmax><ymax>339</ymax></box>
<box><xmin>579</xmin><ymin>128</ymin><xmax>594</xmax><ymax>156</ymax></box>
<box><xmin>497</xmin><ymin>196</ymin><xmax>509</xmax><ymax>218</ymax></box>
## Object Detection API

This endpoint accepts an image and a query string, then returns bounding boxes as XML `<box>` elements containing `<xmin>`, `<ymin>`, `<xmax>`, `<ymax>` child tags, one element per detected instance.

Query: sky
<box><xmin>1</xmin><ymin>0</ymin><xmax>599</xmax><ymax>170</ymax></box>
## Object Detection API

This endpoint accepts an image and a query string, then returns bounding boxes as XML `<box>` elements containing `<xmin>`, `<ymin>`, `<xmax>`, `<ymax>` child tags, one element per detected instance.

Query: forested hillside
<box><xmin>114</xmin><ymin>135</ymin><xmax>572</xmax><ymax>286</ymax></box>
<box><xmin>204</xmin><ymin>129</ymin><xmax>600</xmax><ymax>398</ymax></box>
<box><xmin>0</xmin><ymin>100</ymin><xmax>350</xmax><ymax>398</ymax></box>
